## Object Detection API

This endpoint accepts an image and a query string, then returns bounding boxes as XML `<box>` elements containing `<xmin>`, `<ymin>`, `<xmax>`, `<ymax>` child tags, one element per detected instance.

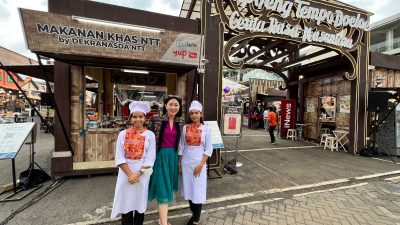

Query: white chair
<box><xmin>324</xmin><ymin>137</ymin><xmax>334</xmax><ymax>150</ymax></box>
<box><xmin>287</xmin><ymin>129</ymin><xmax>297</xmax><ymax>140</ymax></box>
<box><xmin>328</xmin><ymin>138</ymin><xmax>339</xmax><ymax>151</ymax></box>
<box><xmin>320</xmin><ymin>128</ymin><xmax>330</xmax><ymax>135</ymax></box>
<box><xmin>320</xmin><ymin>133</ymin><xmax>333</xmax><ymax>145</ymax></box>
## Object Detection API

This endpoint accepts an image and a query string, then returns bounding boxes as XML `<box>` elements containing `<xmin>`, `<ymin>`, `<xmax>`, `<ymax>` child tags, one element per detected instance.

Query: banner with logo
<box><xmin>280</xmin><ymin>99</ymin><xmax>297</xmax><ymax>138</ymax></box>
<box><xmin>19</xmin><ymin>9</ymin><xmax>201</xmax><ymax>66</ymax></box>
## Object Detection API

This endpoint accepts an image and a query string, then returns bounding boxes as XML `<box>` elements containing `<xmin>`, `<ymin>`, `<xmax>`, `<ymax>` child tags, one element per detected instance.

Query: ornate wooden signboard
<box><xmin>214</xmin><ymin>0</ymin><xmax>371</xmax><ymax>81</ymax></box>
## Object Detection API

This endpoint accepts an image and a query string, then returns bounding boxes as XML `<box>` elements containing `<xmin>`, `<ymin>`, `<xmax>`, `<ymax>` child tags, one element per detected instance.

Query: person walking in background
<box><xmin>111</xmin><ymin>101</ymin><xmax>156</xmax><ymax>225</ymax></box>
<box><xmin>263</xmin><ymin>107</ymin><xmax>269</xmax><ymax>131</ymax></box>
<box><xmin>148</xmin><ymin>96</ymin><xmax>184</xmax><ymax>225</ymax></box>
<box><xmin>178</xmin><ymin>101</ymin><xmax>213</xmax><ymax>225</ymax></box>
<box><xmin>267</xmin><ymin>106</ymin><xmax>278</xmax><ymax>144</ymax></box>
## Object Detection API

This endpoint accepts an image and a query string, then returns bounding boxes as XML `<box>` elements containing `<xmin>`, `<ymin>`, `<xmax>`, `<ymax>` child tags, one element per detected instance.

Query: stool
<box><xmin>324</xmin><ymin>137</ymin><xmax>339</xmax><ymax>151</ymax></box>
<box><xmin>287</xmin><ymin>129</ymin><xmax>297</xmax><ymax>140</ymax></box>
<box><xmin>321</xmin><ymin>128</ymin><xmax>330</xmax><ymax>135</ymax></box>
<box><xmin>329</xmin><ymin>138</ymin><xmax>339</xmax><ymax>151</ymax></box>
<box><xmin>320</xmin><ymin>134</ymin><xmax>333</xmax><ymax>145</ymax></box>
<box><xmin>324</xmin><ymin>137</ymin><xmax>334</xmax><ymax>150</ymax></box>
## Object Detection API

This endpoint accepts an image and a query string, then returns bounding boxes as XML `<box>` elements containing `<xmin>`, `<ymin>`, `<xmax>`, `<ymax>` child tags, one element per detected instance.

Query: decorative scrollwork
<box><xmin>215</xmin><ymin>0</ymin><xmax>370</xmax><ymax>81</ymax></box>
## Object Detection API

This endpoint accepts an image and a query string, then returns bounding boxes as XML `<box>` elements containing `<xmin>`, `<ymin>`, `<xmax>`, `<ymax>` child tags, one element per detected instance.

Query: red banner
<box><xmin>280</xmin><ymin>99</ymin><xmax>297</xmax><ymax>137</ymax></box>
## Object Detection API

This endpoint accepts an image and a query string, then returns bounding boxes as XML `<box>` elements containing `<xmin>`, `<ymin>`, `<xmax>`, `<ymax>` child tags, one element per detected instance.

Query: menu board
<box><xmin>204</xmin><ymin>121</ymin><xmax>224</xmax><ymax>149</ymax></box>
<box><xmin>0</xmin><ymin>123</ymin><xmax>35</xmax><ymax>159</ymax></box>
<box><xmin>222</xmin><ymin>106</ymin><xmax>243</xmax><ymax>136</ymax></box>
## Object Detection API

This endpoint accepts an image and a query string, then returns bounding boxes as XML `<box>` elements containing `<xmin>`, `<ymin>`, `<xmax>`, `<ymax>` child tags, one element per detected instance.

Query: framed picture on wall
<box><xmin>339</xmin><ymin>95</ymin><xmax>351</xmax><ymax>113</ymax></box>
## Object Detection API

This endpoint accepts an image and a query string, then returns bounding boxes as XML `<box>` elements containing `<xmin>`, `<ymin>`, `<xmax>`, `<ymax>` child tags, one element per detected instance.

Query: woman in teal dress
<box><xmin>148</xmin><ymin>96</ymin><xmax>184</xmax><ymax>225</ymax></box>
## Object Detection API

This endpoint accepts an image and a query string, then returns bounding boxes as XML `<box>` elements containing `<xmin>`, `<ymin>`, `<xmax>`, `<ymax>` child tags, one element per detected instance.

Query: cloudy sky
<box><xmin>0</xmin><ymin>0</ymin><xmax>399</xmax><ymax>60</ymax></box>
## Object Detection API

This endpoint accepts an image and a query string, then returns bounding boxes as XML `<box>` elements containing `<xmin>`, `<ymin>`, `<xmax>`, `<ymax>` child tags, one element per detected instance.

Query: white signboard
<box><xmin>223</xmin><ymin>114</ymin><xmax>242</xmax><ymax>135</ymax></box>
<box><xmin>222</xmin><ymin>106</ymin><xmax>243</xmax><ymax>136</ymax></box>
<box><xmin>0</xmin><ymin>123</ymin><xmax>35</xmax><ymax>159</ymax></box>
<box><xmin>204</xmin><ymin>121</ymin><xmax>225</xmax><ymax>149</ymax></box>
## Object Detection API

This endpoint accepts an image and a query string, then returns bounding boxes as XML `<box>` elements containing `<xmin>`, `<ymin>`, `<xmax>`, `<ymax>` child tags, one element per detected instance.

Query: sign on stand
<box><xmin>204</xmin><ymin>121</ymin><xmax>224</xmax><ymax>179</ymax></box>
<box><xmin>221</xmin><ymin>106</ymin><xmax>243</xmax><ymax>169</ymax></box>
<box><xmin>0</xmin><ymin>123</ymin><xmax>36</xmax><ymax>159</ymax></box>
<box><xmin>204</xmin><ymin>121</ymin><xmax>224</xmax><ymax>149</ymax></box>
<box><xmin>222</xmin><ymin>106</ymin><xmax>243</xmax><ymax>137</ymax></box>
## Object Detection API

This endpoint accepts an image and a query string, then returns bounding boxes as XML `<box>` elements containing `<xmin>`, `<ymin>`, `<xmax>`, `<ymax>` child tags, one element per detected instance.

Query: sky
<box><xmin>0</xmin><ymin>0</ymin><xmax>399</xmax><ymax>60</ymax></box>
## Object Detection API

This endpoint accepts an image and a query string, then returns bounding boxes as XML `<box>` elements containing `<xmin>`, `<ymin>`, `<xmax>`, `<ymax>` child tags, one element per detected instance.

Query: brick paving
<box><xmin>169</xmin><ymin>181</ymin><xmax>400</xmax><ymax>225</ymax></box>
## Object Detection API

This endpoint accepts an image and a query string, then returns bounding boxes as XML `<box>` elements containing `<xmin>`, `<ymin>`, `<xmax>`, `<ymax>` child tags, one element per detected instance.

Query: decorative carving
<box><xmin>214</xmin><ymin>0</ymin><xmax>369</xmax><ymax>82</ymax></box>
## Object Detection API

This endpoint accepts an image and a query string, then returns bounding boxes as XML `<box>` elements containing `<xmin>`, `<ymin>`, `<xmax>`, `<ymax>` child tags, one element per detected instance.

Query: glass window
<box><xmin>7</xmin><ymin>75</ymin><xmax>13</xmax><ymax>82</ymax></box>
<box><xmin>0</xmin><ymin>71</ymin><xmax>2</xmax><ymax>81</ymax></box>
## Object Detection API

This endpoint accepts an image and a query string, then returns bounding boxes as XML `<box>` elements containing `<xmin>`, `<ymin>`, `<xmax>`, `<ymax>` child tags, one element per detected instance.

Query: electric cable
<box><xmin>0</xmin><ymin>179</ymin><xmax>66</xmax><ymax>225</ymax></box>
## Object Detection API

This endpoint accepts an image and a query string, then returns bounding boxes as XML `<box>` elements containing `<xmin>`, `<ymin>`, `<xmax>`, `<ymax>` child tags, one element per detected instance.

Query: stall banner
<box><xmin>19</xmin><ymin>9</ymin><xmax>201</xmax><ymax>66</ymax></box>
<box><xmin>280</xmin><ymin>99</ymin><xmax>297</xmax><ymax>138</ymax></box>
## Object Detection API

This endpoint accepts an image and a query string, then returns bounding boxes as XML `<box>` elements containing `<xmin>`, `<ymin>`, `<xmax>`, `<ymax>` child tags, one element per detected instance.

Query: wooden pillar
<box><xmin>185</xmin><ymin>69</ymin><xmax>196</xmax><ymax>121</ymax></box>
<box><xmin>177</xmin><ymin>72</ymin><xmax>189</xmax><ymax>119</ymax></box>
<box><xmin>298</xmin><ymin>81</ymin><xmax>305</xmax><ymax>123</ymax></box>
<box><xmin>104</xmin><ymin>69</ymin><xmax>114</xmax><ymax>116</ymax></box>
<box><xmin>54</xmin><ymin>61</ymin><xmax>71</xmax><ymax>151</ymax></box>
<box><xmin>166</xmin><ymin>73</ymin><xmax>177</xmax><ymax>95</ymax></box>
<box><xmin>349</xmin><ymin>31</ymin><xmax>369</xmax><ymax>154</ymax></box>
<box><xmin>203</xmin><ymin>1</ymin><xmax>223</xmax><ymax>121</ymax></box>
<box><xmin>70</xmin><ymin>65</ymin><xmax>85</xmax><ymax>162</ymax></box>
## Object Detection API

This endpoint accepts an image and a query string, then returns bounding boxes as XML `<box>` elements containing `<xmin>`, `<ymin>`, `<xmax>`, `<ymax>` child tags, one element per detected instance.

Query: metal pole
<box><xmin>11</xmin><ymin>159</ymin><xmax>17</xmax><ymax>193</ymax></box>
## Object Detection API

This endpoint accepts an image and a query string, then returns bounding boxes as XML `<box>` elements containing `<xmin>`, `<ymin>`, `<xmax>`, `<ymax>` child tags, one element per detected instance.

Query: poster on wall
<box><xmin>306</xmin><ymin>98</ymin><xmax>316</xmax><ymax>112</ymax></box>
<box><xmin>339</xmin><ymin>95</ymin><xmax>351</xmax><ymax>113</ymax></box>
<box><xmin>280</xmin><ymin>99</ymin><xmax>297</xmax><ymax>138</ymax></box>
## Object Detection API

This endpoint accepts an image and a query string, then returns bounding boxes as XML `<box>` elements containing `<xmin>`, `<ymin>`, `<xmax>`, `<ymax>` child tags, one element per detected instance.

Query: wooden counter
<box><xmin>85</xmin><ymin>128</ymin><xmax>119</xmax><ymax>162</ymax></box>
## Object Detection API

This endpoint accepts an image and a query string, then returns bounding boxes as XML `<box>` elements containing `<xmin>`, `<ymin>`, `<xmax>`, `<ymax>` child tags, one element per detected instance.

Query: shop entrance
<box><xmin>69</xmin><ymin>66</ymin><xmax>193</xmax><ymax>164</ymax></box>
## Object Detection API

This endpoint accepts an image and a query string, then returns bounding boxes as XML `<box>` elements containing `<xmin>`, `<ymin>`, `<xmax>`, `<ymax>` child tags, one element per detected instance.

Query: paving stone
<box><xmin>168</xmin><ymin>182</ymin><xmax>400</xmax><ymax>225</ymax></box>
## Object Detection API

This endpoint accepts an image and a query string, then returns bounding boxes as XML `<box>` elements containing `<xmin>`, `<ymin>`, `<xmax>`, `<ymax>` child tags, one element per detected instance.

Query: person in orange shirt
<box><xmin>267</xmin><ymin>106</ymin><xmax>278</xmax><ymax>144</ymax></box>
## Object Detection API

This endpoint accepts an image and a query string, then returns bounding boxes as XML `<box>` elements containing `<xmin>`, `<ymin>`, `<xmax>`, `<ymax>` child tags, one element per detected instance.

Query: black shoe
<box><xmin>186</xmin><ymin>217</ymin><xmax>194</xmax><ymax>225</ymax></box>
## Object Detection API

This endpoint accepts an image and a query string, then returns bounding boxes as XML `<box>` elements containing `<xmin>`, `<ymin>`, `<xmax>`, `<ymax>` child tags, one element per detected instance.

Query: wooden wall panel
<box><xmin>395</xmin><ymin>71</ymin><xmax>400</xmax><ymax>87</ymax></box>
<box><xmin>71</xmin><ymin>132</ymin><xmax>83</xmax><ymax>162</ymax></box>
<box><xmin>86</xmin><ymin>130</ymin><xmax>118</xmax><ymax>162</ymax></box>
<box><xmin>304</xmin><ymin>125</ymin><xmax>317</xmax><ymax>140</ymax></box>
<box><xmin>387</xmin><ymin>70</ymin><xmax>395</xmax><ymax>88</ymax></box>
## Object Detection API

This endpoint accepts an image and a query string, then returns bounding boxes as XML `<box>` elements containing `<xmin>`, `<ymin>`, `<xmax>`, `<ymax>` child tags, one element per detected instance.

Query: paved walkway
<box><xmin>161</xmin><ymin>180</ymin><xmax>400</xmax><ymax>225</ymax></box>
<box><xmin>2</xmin><ymin>128</ymin><xmax>400</xmax><ymax>225</ymax></box>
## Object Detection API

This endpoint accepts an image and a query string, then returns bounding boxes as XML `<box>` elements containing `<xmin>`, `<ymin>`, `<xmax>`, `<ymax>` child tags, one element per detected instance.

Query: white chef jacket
<box><xmin>178</xmin><ymin>124</ymin><xmax>213</xmax><ymax>204</ymax></box>
<box><xmin>111</xmin><ymin>129</ymin><xmax>156</xmax><ymax>218</ymax></box>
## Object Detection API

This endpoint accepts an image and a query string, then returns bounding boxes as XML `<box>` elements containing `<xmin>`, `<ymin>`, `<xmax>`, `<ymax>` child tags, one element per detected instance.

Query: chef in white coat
<box><xmin>111</xmin><ymin>101</ymin><xmax>156</xmax><ymax>225</ymax></box>
<box><xmin>178</xmin><ymin>101</ymin><xmax>213</xmax><ymax>225</ymax></box>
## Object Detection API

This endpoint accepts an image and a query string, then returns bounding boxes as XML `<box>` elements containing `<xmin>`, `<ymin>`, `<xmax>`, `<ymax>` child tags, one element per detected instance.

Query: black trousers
<box><xmin>187</xmin><ymin>200</ymin><xmax>202</xmax><ymax>224</ymax></box>
<box><xmin>121</xmin><ymin>210</ymin><xmax>144</xmax><ymax>225</ymax></box>
<box><xmin>269</xmin><ymin>126</ymin><xmax>276</xmax><ymax>143</ymax></box>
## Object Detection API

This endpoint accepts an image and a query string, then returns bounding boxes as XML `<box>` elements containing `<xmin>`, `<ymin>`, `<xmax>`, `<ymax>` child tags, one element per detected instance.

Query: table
<box><xmin>332</xmin><ymin>130</ymin><xmax>349</xmax><ymax>152</ymax></box>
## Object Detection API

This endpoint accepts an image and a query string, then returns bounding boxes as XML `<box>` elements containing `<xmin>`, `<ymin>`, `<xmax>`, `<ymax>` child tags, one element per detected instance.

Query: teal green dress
<box><xmin>148</xmin><ymin>121</ymin><xmax>179</xmax><ymax>204</ymax></box>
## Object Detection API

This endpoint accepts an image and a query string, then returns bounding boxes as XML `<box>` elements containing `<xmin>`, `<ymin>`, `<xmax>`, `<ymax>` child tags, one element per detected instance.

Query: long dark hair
<box><xmin>162</xmin><ymin>96</ymin><xmax>183</xmax><ymax>118</ymax></box>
